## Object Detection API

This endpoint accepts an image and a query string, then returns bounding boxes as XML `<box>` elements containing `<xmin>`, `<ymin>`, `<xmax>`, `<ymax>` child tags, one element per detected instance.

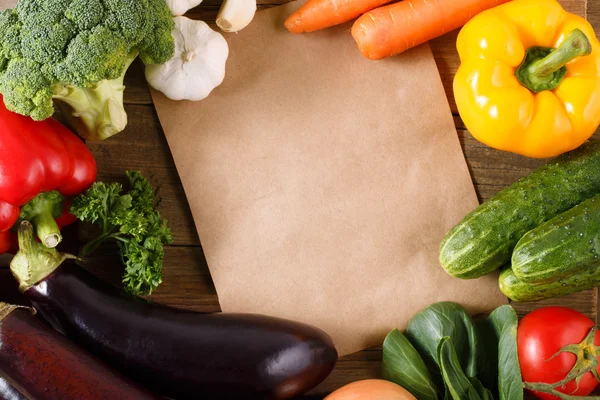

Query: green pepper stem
<box><xmin>516</xmin><ymin>29</ymin><xmax>592</xmax><ymax>93</ymax></box>
<box><xmin>10</xmin><ymin>221</ymin><xmax>75</xmax><ymax>292</ymax></box>
<box><xmin>529</xmin><ymin>29</ymin><xmax>591</xmax><ymax>79</ymax></box>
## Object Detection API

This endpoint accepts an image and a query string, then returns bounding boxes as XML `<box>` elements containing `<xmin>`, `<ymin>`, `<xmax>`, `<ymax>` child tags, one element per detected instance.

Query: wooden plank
<box><xmin>82</xmin><ymin>245</ymin><xmax>221</xmax><ymax>313</ymax></box>
<box><xmin>82</xmin><ymin>105</ymin><xmax>201</xmax><ymax>246</ymax></box>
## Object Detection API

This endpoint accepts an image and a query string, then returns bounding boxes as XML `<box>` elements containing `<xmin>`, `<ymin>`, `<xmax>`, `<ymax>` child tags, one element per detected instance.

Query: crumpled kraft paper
<box><xmin>149</xmin><ymin>1</ymin><xmax>509</xmax><ymax>356</ymax></box>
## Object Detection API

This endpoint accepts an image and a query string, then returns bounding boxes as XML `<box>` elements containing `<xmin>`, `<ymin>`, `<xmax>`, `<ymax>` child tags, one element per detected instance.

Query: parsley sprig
<box><xmin>71</xmin><ymin>171</ymin><xmax>173</xmax><ymax>296</ymax></box>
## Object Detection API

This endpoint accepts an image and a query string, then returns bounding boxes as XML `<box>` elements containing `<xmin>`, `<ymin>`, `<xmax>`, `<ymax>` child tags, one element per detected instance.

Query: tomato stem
<box><xmin>524</xmin><ymin>327</ymin><xmax>600</xmax><ymax>399</ymax></box>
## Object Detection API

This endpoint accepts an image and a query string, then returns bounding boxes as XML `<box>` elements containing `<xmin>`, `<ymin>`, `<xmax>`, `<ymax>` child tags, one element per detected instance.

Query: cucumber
<box><xmin>499</xmin><ymin>265</ymin><xmax>600</xmax><ymax>302</ymax></box>
<box><xmin>512</xmin><ymin>194</ymin><xmax>600</xmax><ymax>284</ymax></box>
<box><xmin>439</xmin><ymin>141</ymin><xmax>600</xmax><ymax>279</ymax></box>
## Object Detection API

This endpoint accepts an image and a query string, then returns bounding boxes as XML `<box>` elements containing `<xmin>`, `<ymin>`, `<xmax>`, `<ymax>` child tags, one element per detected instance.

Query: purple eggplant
<box><xmin>0</xmin><ymin>303</ymin><xmax>159</xmax><ymax>400</ymax></box>
<box><xmin>10</xmin><ymin>221</ymin><xmax>338</xmax><ymax>400</ymax></box>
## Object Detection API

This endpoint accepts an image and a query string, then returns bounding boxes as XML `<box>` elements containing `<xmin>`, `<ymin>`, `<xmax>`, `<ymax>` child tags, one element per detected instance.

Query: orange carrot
<box><xmin>285</xmin><ymin>0</ymin><xmax>394</xmax><ymax>34</ymax></box>
<box><xmin>351</xmin><ymin>0</ymin><xmax>512</xmax><ymax>60</ymax></box>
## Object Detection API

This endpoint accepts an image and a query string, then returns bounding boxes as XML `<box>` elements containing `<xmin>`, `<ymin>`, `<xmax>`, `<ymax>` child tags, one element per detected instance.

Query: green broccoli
<box><xmin>0</xmin><ymin>0</ymin><xmax>175</xmax><ymax>140</ymax></box>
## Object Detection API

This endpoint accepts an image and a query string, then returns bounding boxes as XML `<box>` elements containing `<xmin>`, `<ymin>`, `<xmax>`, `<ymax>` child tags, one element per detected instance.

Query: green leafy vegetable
<box><xmin>71</xmin><ymin>171</ymin><xmax>173</xmax><ymax>296</ymax></box>
<box><xmin>382</xmin><ymin>328</ymin><xmax>439</xmax><ymax>400</ymax></box>
<box><xmin>437</xmin><ymin>337</ymin><xmax>486</xmax><ymax>400</ymax></box>
<box><xmin>382</xmin><ymin>302</ymin><xmax>525</xmax><ymax>400</ymax></box>
<box><xmin>475</xmin><ymin>318</ymin><xmax>498</xmax><ymax>394</ymax></box>
<box><xmin>487</xmin><ymin>305</ymin><xmax>523</xmax><ymax>400</ymax></box>
<box><xmin>406</xmin><ymin>302</ymin><xmax>481</xmax><ymax>388</ymax></box>
<box><xmin>468</xmin><ymin>377</ymin><xmax>494</xmax><ymax>400</ymax></box>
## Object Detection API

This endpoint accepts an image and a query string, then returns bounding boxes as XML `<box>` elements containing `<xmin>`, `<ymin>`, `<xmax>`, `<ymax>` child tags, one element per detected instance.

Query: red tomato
<box><xmin>518</xmin><ymin>306</ymin><xmax>600</xmax><ymax>400</ymax></box>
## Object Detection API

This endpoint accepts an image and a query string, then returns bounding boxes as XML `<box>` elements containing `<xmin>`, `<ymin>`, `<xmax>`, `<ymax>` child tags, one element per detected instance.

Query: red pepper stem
<box><xmin>33</xmin><ymin>212</ymin><xmax>61</xmax><ymax>248</ymax></box>
<box><xmin>19</xmin><ymin>191</ymin><xmax>65</xmax><ymax>248</ymax></box>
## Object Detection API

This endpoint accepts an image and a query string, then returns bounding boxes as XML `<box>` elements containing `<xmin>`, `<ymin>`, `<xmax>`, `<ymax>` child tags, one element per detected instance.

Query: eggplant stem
<box><xmin>10</xmin><ymin>221</ymin><xmax>76</xmax><ymax>292</ymax></box>
<box><xmin>0</xmin><ymin>303</ymin><xmax>34</xmax><ymax>322</ymax></box>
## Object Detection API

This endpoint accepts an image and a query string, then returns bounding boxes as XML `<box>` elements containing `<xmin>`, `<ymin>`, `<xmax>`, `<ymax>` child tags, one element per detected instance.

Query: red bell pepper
<box><xmin>0</xmin><ymin>96</ymin><xmax>97</xmax><ymax>253</ymax></box>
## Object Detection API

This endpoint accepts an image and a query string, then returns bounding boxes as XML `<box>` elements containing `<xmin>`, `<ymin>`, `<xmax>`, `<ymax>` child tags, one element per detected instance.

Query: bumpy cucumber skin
<box><xmin>439</xmin><ymin>141</ymin><xmax>600</xmax><ymax>279</ymax></box>
<box><xmin>512</xmin><ymin>194</ymin><xmax>600</xmax><ymax>284</ymax></box>
<box><xmin>499</xmin><ymin>265</ymin><xmax>600</xmax><ymax>302</ymax></box>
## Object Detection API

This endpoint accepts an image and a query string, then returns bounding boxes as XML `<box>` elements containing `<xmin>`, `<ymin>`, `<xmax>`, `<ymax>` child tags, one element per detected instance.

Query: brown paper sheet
<box><xmin>150</xmin><ymin>2</ymin><xmax>509</xmax><ymax>356</ymax></box>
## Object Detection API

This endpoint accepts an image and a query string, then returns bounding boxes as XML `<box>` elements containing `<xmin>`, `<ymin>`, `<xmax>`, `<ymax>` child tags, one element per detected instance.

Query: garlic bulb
<box><xmin>145</xmin><ymin>17</ymin><xmax>229</xmax><ymax>101</ymax></box>
<box><xmin>166</xmin><ymin>0</ymin><xmax>204</xmax><ymax>16</ymax></box>
<box><xmin>216</xmin><ymin>0</ymin><xmax>257</xmax><ymax>33</ymax></box>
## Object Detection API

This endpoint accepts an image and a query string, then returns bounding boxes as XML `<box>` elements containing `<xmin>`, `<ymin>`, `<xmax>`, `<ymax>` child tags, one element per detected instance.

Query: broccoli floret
<box><xmin>0</xmin><ymin>0</ymin><xmax>175</xmax><ymax>140</ymax></box>
<box><xmin>0</xmin><ymin>10</ymin><xmax>22</xmax><ymax>66</ymax></box>
<box><xmin>65</xmin><ymin>0</ymin><xmax>104</xmax><ymax>31</ymax></box>
<box><xmin>20</xmin><ymin>21</ymin><xmax>76</xmax><ymax>65</ymax></box>
<box><xmin>138</xmin><ymin>0</ymin><xmax>176</xmax><ymax>65</ymax></box>
<box><xmin>103</xmin><ymin>0</ymin><xmax>152</xmax><ymax>44</ymax></box>
<box><xmin>54</xmin><ymin>26</ymin><xmax>130</xmax><ymax>86</ymax></box>
<box><xmin>16</xmin><ymin>0</ymin><xmax>71</xmax><ymax>26</ymax></box>
<box><xmin>0</xmin><ymin>58</ymin><xmax>54</xmax><ymax>120</ymax></box>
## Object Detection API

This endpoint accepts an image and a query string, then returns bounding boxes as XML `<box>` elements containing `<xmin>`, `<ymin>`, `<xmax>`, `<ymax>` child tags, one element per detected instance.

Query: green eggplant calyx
<box><xmin>10</xmin><ymin>221</ymin><xmax>76</xmax><ymax>292</ymax></box>
<box><xmin>0</xmin><ymin>302</ymin><xmax>35</xmax><ymax>322</ymax></box>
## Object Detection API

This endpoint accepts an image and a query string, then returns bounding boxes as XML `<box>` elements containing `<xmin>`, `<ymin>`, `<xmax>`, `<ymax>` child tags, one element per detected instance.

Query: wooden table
<box><xmin>1</xmin><ymin>0</ymin><xmax>599</xmax><ymax>398</ymax></box>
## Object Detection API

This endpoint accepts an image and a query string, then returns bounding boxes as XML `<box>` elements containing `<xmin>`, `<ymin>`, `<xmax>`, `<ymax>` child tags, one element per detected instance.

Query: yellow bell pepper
<box><xmin>454</xmin><ymin>0</ymin><xmax>600</xmax><ymax>158</ymax></box>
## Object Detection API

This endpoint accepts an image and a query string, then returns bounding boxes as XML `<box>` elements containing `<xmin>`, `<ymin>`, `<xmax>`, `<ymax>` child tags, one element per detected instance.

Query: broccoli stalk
<box><xmin>53</xmin><ymin>50</ymin><xmax>137</xmax><ymax>141</ymax></box>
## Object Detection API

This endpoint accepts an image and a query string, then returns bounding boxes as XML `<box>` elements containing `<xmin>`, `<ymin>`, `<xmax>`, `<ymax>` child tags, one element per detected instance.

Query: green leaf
<box><xmin>71</xmin><ymin>171</ymin><xmax>173</xmax><ymax>296</ymax></box>
<box><xmin>437</xmin><ymin>337</ymin><xmax>482</xmax><ymax>400</ymax></box>
<box><xmin>475</xmin><ymin>318</ymin><xmax>498</xmax><ymax>394</ymax></box>
<box><xmin>71</xmin><ymin>181</ymin><xmax>124</xmax><ymax>225</ymax></box>
<box><xmin>382</xmin><ymin>329</ymin><xmax>439</xmax><ymax>400</ymax></box>
<box><xmin>487</xmin><ymin>305</ymin><xmax>523</xmax><ymax>400</ymax></box>
<box><xmin>406</xmin><ymin>302</ymin><xmax>481</xmax><ymax>388</ymax></box>
<box><xmin>127</xmin><ymin>171</ymin><xmax>157</xmax><ymax>213</ymax></box>
<box><xmin>468</xmin><ymin>377</ymin><xmax>494</xmax><ymax>400</ymax></box>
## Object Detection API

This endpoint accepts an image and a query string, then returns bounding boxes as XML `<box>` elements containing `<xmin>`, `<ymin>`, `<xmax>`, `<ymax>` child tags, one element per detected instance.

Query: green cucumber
<box><xmin>499</xmin><ymin>265</ymin><xmax>600</xmax><ymax>302</ymax></box>
<box><xmin>512</xmin><ymin>194</ymin><xmax>600</xmax><ymax>284</ymax></box>
<box><xmin>439</xmin><ymin>141</ymin><xmax>600</xmax><ymax>279</ymax></box>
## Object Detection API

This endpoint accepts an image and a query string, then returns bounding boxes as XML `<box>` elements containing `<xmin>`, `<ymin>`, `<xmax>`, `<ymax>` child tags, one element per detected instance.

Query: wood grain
<box><xmin>0</xmin><ymin>0</ymin><xmax>598</xmax><ymax>397</ymax></box>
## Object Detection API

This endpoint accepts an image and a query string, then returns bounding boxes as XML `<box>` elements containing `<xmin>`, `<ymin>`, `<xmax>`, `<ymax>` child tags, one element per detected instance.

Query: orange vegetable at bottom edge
<box><xmin>324</xmin><ymin>379</ymin><xmax>417</xmax><ymax>400</ymax></box>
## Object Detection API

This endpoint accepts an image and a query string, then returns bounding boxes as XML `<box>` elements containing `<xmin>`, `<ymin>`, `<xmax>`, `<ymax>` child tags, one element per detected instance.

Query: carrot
<box><xmin>351</xmin><ymin>0</ymin><xmax>512</xmax><ymax>60</ymax></box>
<box><xmin>285</xmin><ymin>0</ymin><xmax>394</xmax><ymax>33</ymax></box>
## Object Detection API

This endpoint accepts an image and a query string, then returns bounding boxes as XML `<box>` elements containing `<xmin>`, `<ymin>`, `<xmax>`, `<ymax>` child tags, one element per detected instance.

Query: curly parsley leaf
<box><xmin>71</xmin><ymin>171</ymin><xmax>173</xmax><ymax>296</ymax></box>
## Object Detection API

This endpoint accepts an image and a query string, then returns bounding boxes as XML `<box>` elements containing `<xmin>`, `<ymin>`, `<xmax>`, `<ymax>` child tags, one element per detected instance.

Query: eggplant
<box><xmin>0</xmin><ymin>377</ymin><xmax>27</xmax><ymax>400</ymax></box>
<box><xmin>0</xmin><ymin>303</ymin><xmax>159</xmax><ymax>400</ymax></box>
<box><xmin>10</xmin><ymin>221</ymin><xmax>338</xmax><ymax>399</ymax></box>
